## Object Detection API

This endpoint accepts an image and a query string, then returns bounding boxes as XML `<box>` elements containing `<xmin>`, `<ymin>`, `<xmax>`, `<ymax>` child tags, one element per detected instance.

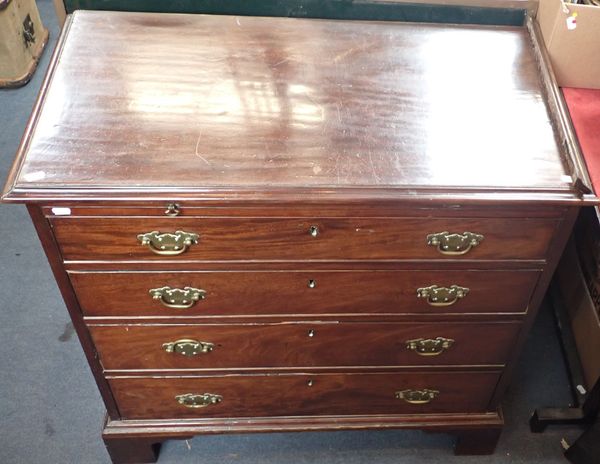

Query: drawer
<box><xmin>90</xmin><ymin>322</ymin><xmax>520</xmax><ymax>370</ymax></box>
<box><xmin>72</xmin><ymin>269</ymin><xmax>539</xmax><ymax>316</ymax></box>
<box><xmin>109</xmin><ymin>370</ymin><xmax>501</xmax><ymax>419</ymax></box>
<box><xmin>51</xmin><ymin>217</ymin><xmax>558</xmax><ymax>261</ymax></box>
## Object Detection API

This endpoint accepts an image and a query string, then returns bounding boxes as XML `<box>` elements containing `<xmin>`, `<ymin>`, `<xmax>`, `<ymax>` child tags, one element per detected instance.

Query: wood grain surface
<box><xmin>109</xmin><ymin>370</ymin><xmax>501</xmax><ymax>419</ymax></box>
<box><xmin>41</xmin><ymin>204</ymin><xmax>568</xmax><ymax>218</ymax></box>
<box><xmin>2</xmin><ymin>11</ymin><xmax>574</xmax><ymax>202</ymax></box>
<box><xmin>89</xmin><ymin>321</ymin><xmax>520</xmax><ymax>370</ymax></box>
<box><xmin>51</xmin><ymin>216</ymin><xmax>558</xmax><ymax>261</ymax></box>
<box><xmin>70</xmin><ymin>269</ymin><xmax>539</xmax><ymax>317</ymax></box>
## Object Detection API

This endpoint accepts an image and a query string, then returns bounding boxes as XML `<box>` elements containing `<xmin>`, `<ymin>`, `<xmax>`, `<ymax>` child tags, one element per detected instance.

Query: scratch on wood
<box><xmin>304</xmin><ymin>91</ymin><xmax>324</xmax><ymax>122</ymax></box>
<box><xmin>334</xmin><ymin>153</ymin><xmax>342</xmax><ymax>184</ymax></box>
<box><xmin>194</xmin><ymin>134</ymin><xmax>211</xmax><ymax>166</ymax></box>
<box><xmin>273</xmin><ymin>58</ymin><xmax>289</xmax><ymax>68</ymax></box>
<box><xmin>334</xmin><ymin>47</ymin><xmax>357</xmax><ymax>63</ymax></box>
<box><xmin>368</xmin><ymin>150</ymin><xmax>381</xmax><ymax>184</ymax></box>
<box><xmin>336</xmin><ymin>102</ymin><xmax>342</xmax><ymax>124</ymax></box>
<box><xmin>333</xmin><ymin>41</ymin><xmax>377</xmax><ymax>63</ymax></box>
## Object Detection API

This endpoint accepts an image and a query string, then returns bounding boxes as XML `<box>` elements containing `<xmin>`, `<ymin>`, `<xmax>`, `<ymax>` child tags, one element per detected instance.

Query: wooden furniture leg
<box><xmin>102</xmin><ymin>437</ymin><xmax>163</xmax><ymax>464</ymax></box>
<box><xmin>454</xmin><ymin>427</ymin><xmax>502</xmax><ymax>455</ymax></box>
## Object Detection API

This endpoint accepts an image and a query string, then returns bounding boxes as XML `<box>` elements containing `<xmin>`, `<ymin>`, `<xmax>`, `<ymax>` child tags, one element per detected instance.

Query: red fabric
<box><xmin>563</xmin><ymin>88</ymin><xmax>600</xmax><ymax>194</ymax></box>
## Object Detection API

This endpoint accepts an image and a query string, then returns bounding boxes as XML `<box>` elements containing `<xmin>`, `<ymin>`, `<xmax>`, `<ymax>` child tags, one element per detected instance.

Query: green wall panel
<box><xmin>63</xmin><ymin>1</ymin><xmax>526</xmax><ymax>26</ymax></box>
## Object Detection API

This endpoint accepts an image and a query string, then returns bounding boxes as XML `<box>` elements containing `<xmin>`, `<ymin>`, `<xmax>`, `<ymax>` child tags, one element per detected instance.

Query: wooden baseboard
<box><xmin>103</xmin><ymin>410</ymin><xmax>504</xmax><ymax>436</ymax></box>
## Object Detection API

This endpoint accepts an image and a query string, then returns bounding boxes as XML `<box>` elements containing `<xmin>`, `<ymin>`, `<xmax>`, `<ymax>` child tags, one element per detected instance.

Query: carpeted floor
<box><xmin>0</xmin><ymin>1</ymin><xmax>586</xmax><ymax>462</ymax></box>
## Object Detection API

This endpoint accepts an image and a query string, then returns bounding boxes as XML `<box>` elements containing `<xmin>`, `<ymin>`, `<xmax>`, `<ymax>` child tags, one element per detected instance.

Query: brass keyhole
<box><xmin>307</xmin><ymin>379</ymin><xmax>314</xmax><ymax>387</ymax></box>
<box><xmin>308</xmin><ymin>279</ymin><xmax>316</xmax><ymax>288</ymax></box>
<box><xmin>165</xmin><ymin>203</ymin><xmax>181</xmax><ymax>216</ymax></box>
<box><xmin>308</xmin><ymin>329</ymin><xmax>315</xmax><ymax>337</ymax></box>
<box><xmin>309</xmin><ymin>225</ymin><xmax>319</xmax><ymax>237</ymax></box>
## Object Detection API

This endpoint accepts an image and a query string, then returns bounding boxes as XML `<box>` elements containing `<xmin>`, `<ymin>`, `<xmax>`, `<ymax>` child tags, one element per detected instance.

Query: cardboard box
<box><xmin>538</xmin><ymin>0</ymin><xmax>600</xmax><ymax>89</ymax></box>
<box><xmin>0</xmin><ymin>0</ymin><xmax>48</xmax><ymax>87</ymax></box>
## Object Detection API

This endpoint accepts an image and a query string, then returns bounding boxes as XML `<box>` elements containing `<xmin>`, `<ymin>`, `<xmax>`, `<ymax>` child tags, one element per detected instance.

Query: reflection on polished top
<box><xmin>5</xmin><ymin>11</ymin><xmax>573</xmax><ymax>199</ymax></box>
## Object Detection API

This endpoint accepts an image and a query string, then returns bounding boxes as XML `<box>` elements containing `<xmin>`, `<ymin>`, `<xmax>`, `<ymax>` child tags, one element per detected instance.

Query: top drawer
<box><xmin>50</xmin><ymin>217</ymin><xmax>558</xmax><ymax>261</ymax></box>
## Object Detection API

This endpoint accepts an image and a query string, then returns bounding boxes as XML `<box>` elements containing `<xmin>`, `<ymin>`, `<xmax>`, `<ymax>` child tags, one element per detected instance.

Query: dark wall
<box><xmin>63</xmin><ymin>1</ymin><xmax>526</xmax><ymax>26</ymax></box>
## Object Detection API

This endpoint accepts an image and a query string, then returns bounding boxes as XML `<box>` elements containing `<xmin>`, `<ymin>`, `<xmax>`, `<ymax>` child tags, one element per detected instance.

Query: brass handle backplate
<box><xmin>406</xmin><ymin>337</ymin><xmax>455</xmax><ymax>356</ymax></box>
<box><xmin>175</xmin><ymin>393</ymin><xmax>222</xmax><ymax>408</ymax></box>
<box><xmin>416</xmin><ymin>285</ymin><xmax>469</xmax><ymax>307</ymax></box>
<box><xmin>163</xmin><ymin>339</ymin><xmax>215</xmax><ymax>356</ymax></box>
<box><xmin>427</xmin><ymin>231</ymin><xmax>483</xmax><ymax>255</ymax></box>
<box><xmin>395</xmin><ymin>389</ymin><xmax>439</xmax><ymax>404</ymax></box>
<box><xmin>137</xmin><ymin>230</ymin><xmax>199</xmax><ymax>255</ymax></box>
<box><xmin>150</xmin><ymin>286</ymin><xmax>206</xmax><ymax>309</ymax></box>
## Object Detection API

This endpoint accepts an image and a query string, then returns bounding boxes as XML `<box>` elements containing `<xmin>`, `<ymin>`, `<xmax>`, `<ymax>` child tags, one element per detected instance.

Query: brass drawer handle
<box><xmin>406</xmin><ymin>337</ymin><xmax>455</xmax><ymax>356</ymax></box>
<box><xmin>163</xmin><ymin>339</ymin><xmax>215</xmax><ymax>356</ymax></box>
<box><xmin>427</xmin><ymin>231</ymin><xmax>483</xmax><ymax>255</ymax></box>
<box><xmin>175</xmin><ymin>393</ymin><xmax>222</xmax><ymax>408</ymax></box>
<box><xmin>137</xmin><ymin>230</ymin><xmax>199</xmax><ymax>256</ymax></box>
<box><xmin>395</xmin><ymin>389</ymin><xmax>439</xmax><ymax>404</ymax></box>
<box><xmin>416</xmin><ymin>284</ymin><xmax>469</xmax><ymax>307</ymax></box>
<box><xmin>149</xmin><ymin>286</ymin><xmax>206</xmax><ymax>309</ymax></box>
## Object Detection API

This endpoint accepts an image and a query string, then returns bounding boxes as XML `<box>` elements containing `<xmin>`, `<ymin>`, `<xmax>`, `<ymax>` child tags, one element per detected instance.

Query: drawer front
<box><xmin>72</xmin><ymin>269</ymin><xmax>539</xmax><ymax>317</ymax></box>
<box><xmin>51</xmin><ymin>217</ymin><xmax>557</xmax><ymax>261</ymax></box>
<box><xmin>109</xmin><ymin>371</ymin><xmax>501</xmax><ymax>419</ymax></box>
<box><xmin>90</xmin><ymin>322</ymin><xmax>520</xmax><ymax>370</ymax></box>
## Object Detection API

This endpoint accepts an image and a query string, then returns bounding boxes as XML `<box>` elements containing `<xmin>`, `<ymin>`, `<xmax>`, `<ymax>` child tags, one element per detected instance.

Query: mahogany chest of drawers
<box><xmin>2</xmin><ymin>10</ymin><xmax>596</xmax><ymax>464</ymax></box>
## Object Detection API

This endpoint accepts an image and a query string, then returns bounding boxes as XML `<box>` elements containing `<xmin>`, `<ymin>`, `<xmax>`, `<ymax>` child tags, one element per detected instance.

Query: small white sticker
<box><xmin>23</xmin><ymin>171</ymin><xmax>46</xmax><ymax>182</ymax></box>
<box><xmin>561</xmin><ymin>175</ymin><xmax>574</xmax><ymax>183</ymax></box>
<box><xmin>566</xmin><ymin>13</ymin><xmax>578</xmax><ymax>31</ymax></box>
<box><xmin>51</xmin><ymin>207</ymin><xmax>71</xmax><ymax>216</ymax></box>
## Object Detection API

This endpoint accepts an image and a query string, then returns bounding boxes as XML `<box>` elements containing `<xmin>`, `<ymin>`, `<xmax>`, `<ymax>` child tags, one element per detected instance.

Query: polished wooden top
<box><xmin>1</xmin><ymin>11</ymin><xmax>587</xmax><ymax>203</ymax></box>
